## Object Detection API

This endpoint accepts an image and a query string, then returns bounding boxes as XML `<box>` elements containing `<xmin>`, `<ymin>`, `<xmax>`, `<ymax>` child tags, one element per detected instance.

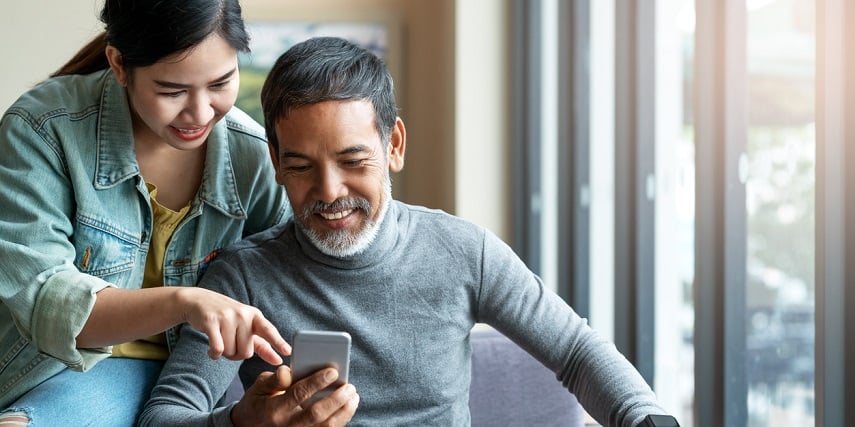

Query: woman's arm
<box><xmin>78</xmin><ymin>286</ymin><xmax>291</xmax><ymax>365</ymax></box>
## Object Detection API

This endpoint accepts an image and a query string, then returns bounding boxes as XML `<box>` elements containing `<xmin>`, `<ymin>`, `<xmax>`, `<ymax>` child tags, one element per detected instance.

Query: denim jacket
<box><xmin>0</xmin><ymin>69</ymin><xmax>290</xmax><ymax>407</ymax></box>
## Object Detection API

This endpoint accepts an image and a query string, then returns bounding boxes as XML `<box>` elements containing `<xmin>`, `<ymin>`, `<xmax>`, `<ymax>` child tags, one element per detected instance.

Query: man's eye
<box><xmin>343</xmin><ymin>159</ymin><xmax>366</xmax><ymax>167</ymax></box>
<box><xmin>160</xmin><ymin>91</ymin><xmax>184</xmax><ymax>98</ymax></box>
<box><xmin>210</xmin><ymin>81</ymin><xmax>229</xmax><ymax>90</ymax></box>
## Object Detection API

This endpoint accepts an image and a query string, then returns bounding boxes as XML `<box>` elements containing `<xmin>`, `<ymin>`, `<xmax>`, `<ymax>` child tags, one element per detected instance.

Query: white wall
<box><xmin>0</xmin><ymin>1</ymin><xmax>101</xmax><ymax>112</ymax></box>
<box><xmin>455</xmin><ymin>0</ymin><xmax>510</xmax><ymax>239</ymax></box>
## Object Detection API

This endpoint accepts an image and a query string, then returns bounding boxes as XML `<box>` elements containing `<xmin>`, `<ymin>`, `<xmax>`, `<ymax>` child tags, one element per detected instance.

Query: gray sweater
<box><xmin>139</xmin><ymin>201</ymin><xmax>664</xmax><ymax>426</ymax></box>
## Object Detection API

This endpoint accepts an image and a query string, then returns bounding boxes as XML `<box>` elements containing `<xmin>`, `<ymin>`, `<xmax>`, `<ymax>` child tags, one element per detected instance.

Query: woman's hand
<box><xmin>78</xmin><ymin>286</ymin><xmax>288</xmax><ymax>365</ymax></box>
<box><xmin>177</xmin><ymin>287</ymin><xmax>291</xmax><ymax>365</ymax></box>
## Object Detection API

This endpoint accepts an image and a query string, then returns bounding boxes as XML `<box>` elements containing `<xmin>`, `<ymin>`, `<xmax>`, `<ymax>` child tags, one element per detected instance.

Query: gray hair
<box><xmin>261</xmin><ymin>36</ymin><xmax>398</xmax><ymax>155</ymax></box>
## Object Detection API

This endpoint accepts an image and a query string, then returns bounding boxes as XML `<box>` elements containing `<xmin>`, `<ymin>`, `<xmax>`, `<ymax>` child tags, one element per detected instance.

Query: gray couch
<box><xmin>469</xmin><ymin>327</ymin><xmax>585</xmax><ymax>426</ymax></box>
<box><xmin>223</xmin><ymin>328</ymin><xmax>586</xmax><ymax>426</ymax></box>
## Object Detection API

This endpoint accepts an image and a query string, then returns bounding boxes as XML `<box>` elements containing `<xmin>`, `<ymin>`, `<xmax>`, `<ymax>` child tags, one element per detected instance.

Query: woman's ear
<box><xmin>388</xmin><ymin>117</ymin><xmax>406</xmax><ymax>172</ymax></box>
<box><xmin>105</xmin><ymin>45</ymin><xmax>128</xmax><ymax>87</ymax></box>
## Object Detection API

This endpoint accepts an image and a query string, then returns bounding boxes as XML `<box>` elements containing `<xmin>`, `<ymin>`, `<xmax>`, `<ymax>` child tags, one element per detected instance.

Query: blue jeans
<box><xmin>1</xmin><ymin>358</ymin><xmax>163</xmax><ymax>426</ymax></box>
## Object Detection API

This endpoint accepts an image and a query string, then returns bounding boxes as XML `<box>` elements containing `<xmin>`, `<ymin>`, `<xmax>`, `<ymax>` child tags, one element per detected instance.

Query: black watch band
<box><xmin>642</xmin><ymin>414</ymin><xmax>680</xmax><ymax>427</ymax></box>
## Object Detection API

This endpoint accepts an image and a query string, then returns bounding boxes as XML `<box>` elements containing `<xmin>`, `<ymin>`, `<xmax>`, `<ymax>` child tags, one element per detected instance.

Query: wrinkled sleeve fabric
<box><xmin>475</xmin><ymin>229</ymin><xmax>665</xmax><ymax>427</ymax></box>
<box><xmin>138</xmin><ymin>260</ymin><xmax>248</xmax><ymax>427</ymax></box>
<box><xmin>0</xmin><ymin>112</ymin><xmax>112</xmax><ymax>371</ymax></box>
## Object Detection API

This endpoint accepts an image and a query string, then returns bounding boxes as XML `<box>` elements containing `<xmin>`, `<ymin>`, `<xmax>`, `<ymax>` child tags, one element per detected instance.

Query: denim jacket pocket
<box><xmin>162</xmin><ymin>250</ymin><xmax>219</xmax><ymax>288</ymax></box>
<box><xmin>72</xmin><ymin>214</ymin><xmax>139</xmax><ymax>286</ymax></box>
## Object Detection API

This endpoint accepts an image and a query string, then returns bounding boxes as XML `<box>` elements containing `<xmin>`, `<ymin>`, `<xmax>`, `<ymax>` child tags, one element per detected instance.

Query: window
<box><xmin>512</xmin><ymin>0</ymin><xmax>836</xmax><ymax>425</ymax></box>
<box><xmin>654</xmin><ymin>0</ymin><xmax>696</xmax><ymax>423</ymax></box>
<box><xmin>589</xmin><ymin>0</ymin><xmax>616</xmax><ymax>342</ymax></box>
<box><xmin>745</xmin><ymin>0</ymin><xmax>815</xmax><ymax>424</ymax></box>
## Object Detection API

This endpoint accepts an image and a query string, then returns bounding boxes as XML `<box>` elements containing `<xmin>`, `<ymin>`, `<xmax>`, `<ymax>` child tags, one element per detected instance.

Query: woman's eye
<box><xmin>161</xmin><ymin>91</ymin><xmax>184</xmax><ymax>98</ymax></box>
<box><xmin>286</xmin><ymin>165</ymin><xmax>310</xmax><ymax>173</ymax></box>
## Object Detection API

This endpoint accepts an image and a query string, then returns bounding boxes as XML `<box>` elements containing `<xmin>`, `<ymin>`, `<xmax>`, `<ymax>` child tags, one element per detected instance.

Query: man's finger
<box><xmin>250</xmin><ymin>365</ymin><xmax>293</xmax><ymax>395</ymax></box>
<box><xmin>307</xmin><ymin>383</ymin><xmax>359</xmax><ymax>423</ymax></box>
<box><xmin>288</xmin><ymin>368</ymin><xmax>338</xmax><ymax>407</ymax></box>
<box><xmin>327</xmin><ymin>387</ymin><xmax>360</xmax><ymax>424</ymax></box>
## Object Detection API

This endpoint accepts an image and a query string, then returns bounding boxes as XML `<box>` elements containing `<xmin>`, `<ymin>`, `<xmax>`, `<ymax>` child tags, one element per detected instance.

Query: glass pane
<box><xmin>589</xmin><ymin>0</ymin><xmax>615</xmax><ymax>342</ymax></box>
<box><xmin>654</xmin><ymin>0</ymin><xmax>696</xmax><ymax>425</ymax></box>
<box><xmin>745</xmin><ymin>0</ymin><xmax>816</xmax><ymax>425</ymax></box>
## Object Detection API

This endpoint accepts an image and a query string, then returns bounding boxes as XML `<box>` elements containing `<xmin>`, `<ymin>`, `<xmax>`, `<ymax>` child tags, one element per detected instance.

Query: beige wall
<box><xmin>0</xmin><ymin>1</ymin><xmax>101</xmax><ymax>112</ymax></box>
<box><xmin>0</xmin><ymin>0</ymin><xmax>510</xmax><ymax>241</ymax></box>
<box><xmin>454</xmin><ymin>0</ymin><xmax>509</xmax><ymax>240</ymax></box>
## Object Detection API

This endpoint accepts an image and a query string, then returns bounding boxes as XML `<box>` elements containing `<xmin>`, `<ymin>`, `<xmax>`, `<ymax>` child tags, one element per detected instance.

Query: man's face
<box><xmin>272</xmin><ymin>100</ymin><xmax>405</xmax><ymax>256</ymax></box>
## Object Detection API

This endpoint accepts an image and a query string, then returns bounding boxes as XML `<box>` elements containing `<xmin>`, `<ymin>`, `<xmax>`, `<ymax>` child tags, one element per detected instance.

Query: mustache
<box><xmin>299</xmin><ymin>197</ymin><xmax>372</xmax><ymax>220</ymax></box>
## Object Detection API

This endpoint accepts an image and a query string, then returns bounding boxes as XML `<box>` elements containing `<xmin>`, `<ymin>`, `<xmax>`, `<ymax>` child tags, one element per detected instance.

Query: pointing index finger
<box><xmin>254</xmin><ymin>316</ymin><xmax>291</xmax><ymax>356</ymax></box>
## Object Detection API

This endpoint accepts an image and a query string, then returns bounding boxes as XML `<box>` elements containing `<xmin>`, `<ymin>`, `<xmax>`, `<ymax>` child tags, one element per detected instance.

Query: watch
<box><xmin>642</xmin><ymin>414</ymin><xmax>680</xmax><ymax>427</ymax></box>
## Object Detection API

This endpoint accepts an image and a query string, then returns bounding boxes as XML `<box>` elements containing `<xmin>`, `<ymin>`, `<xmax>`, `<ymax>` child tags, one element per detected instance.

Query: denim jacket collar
<box><xmin>93</xmin><ymin>73</ymin><xmax>246</xmax><ymax>219</ymax></box>
<box><xmin>199</xmin><ymin>119</ymin><xmax>247</xmax><ymax>219</ymax></box>
<box><xmin>94</xmin><ymin>73</ymin><xmax>138</xmax><ymax>189</ymax></box>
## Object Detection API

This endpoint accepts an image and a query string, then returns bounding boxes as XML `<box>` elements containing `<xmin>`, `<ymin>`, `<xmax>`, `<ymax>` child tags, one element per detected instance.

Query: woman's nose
<box><xmin>184</xmin><ymin>92</ymin><xmax>214</xmax><ymax>124</ymax></box>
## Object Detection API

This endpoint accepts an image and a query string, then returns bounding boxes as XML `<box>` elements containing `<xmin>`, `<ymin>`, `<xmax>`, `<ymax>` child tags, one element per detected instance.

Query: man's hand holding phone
<box><xmin>290</xmin><ymin>331</ymin><xmax>352</xmax><ymax>406</ymax></box>
<box><xmin>230</xmin><ymin>331</ymin><xmax>358</xmax><ymax>427</ymax></box>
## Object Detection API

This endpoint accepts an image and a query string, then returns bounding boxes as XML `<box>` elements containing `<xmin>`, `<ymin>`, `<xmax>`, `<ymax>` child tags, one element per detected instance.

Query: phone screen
<box><xmin>290</xmin><ymin>330</ymin><xmax>351</xmax><ymax>406</ymax></box>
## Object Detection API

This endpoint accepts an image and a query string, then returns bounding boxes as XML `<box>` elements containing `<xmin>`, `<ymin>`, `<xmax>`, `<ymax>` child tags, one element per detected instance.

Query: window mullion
<box><xmin>693</xmin><ymin>0</ymin><xmax>748</xmax><ymax>425</ymax></box>
<box><xmin>556</xmin><ymin>0</ymin><xmax>591</xmax><ymax>316</ymax></box>
<box><xmin>816</xmin><ymin>0</ymin><xmax>855</xmax><ymax>424</ymax></box>
<box><xmin>511</xmin><ymin>0</ymin><xmax>543</xmax><ymax>273</ymax></box>
<box><xmin>613</xmin><ymin>0</ymin><xmax>655</xmax><ymax>384</ymax></box>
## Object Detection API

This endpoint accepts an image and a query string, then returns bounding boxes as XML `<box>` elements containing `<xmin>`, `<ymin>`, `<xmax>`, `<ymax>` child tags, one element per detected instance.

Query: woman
<box><xmin>0</xmin><ymin>0</ymin><xmax>292</xmax><ymax>424</ymax></box>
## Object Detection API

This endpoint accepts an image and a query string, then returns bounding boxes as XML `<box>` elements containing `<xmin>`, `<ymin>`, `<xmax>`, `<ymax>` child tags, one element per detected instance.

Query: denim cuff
<box><xmin>31</xmin><ymin>269</ymin><xmax>113</xmax><ymax>371</ymax></box>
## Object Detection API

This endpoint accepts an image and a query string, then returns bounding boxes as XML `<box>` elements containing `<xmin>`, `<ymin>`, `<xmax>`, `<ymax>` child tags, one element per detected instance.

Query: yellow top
<box><xmin>111</xmin><ymin>183</ymin><xmax>190</xmax><ymax>360</ymax></box>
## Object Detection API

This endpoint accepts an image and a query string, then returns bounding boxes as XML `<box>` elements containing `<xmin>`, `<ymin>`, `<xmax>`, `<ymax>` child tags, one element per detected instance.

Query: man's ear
<box><xmin>268</xmin><ymin>143</ymin><xmax>285</xmax><ymax>185</ymax></box>
<box><xmin>388</xmin><ymin>117</ymin><xmax>406</xmax><ymax>173</ymax></box>
<box><xmin>105</xmin><ymin>45</ymin><xmax>129</xmax><ymax>86</ymax></box>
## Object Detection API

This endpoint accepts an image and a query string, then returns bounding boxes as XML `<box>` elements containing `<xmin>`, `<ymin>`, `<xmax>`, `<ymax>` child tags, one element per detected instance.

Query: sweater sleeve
<box><xmin>138</xmin><ymin>260</ymin><xmax>247</xmax><ymax>427</ymax></box>
<box><xmin>138</xmin><ymin>322</ymin><xmax>243</xmax><ymax>427</ymax></box>
<box><xmin>475</xmin><ymin>229</ymin><xmax>666</xmax><ymax>427</ymax></box>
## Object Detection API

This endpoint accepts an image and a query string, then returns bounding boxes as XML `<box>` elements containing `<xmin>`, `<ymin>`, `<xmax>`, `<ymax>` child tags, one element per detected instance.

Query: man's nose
<box><xmin>315</xmin><ymin>166</ymin><xmax>347</xmax><ymax>203</ymax></box>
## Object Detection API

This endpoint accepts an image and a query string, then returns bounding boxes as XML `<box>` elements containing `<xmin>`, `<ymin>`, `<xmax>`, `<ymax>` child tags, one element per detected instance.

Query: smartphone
<box><xmin>290</xmin><ymin>330</ymin><xmax>351</xmax><ymax>407</ymax></box>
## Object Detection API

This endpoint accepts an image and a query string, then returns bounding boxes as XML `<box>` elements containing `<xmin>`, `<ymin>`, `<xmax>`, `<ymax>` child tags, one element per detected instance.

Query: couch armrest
<box><xmin>469</xmin><ymin>327</ymin><xmax>585</xmax><ymax>427</ymax></box>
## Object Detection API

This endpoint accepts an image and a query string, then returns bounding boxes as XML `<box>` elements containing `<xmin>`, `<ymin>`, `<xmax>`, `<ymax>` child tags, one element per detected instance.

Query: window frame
<box><xmin>816</xmin><ymin>0</ymin><xmax>855</xmax><ymax>424</ymax></box>
<box><xmin>692</xmin><ymin>0</ymin><xmax>749</xmax><ymax>425</ymax></box>
<box><xmin>613</xmin><ymin>0</ymin><xmax>657</xmax><ymax>385</ymax></box>
<box><xmin>510</xmin><ymin>0</ymin><xmax>543</xmax><ymax>274</ymax></box>
<box><xmin>556</xmin><ymin>0</ymin><xmax>592</xmax><ymax>316</ymax></box>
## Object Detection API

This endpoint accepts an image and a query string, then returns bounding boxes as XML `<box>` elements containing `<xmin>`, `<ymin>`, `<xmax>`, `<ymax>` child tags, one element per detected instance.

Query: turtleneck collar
<box><xmin>293</xmin><ymin>200</ymin><xmax>402</xmax><ymax>270</ymax></box>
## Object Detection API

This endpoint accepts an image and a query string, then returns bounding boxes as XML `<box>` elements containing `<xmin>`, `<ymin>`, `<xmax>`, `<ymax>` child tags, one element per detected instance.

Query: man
<box><xmin>139</xmin><ymin>36</ymin><xmax>676</xmax><ymax>427</ymax></box>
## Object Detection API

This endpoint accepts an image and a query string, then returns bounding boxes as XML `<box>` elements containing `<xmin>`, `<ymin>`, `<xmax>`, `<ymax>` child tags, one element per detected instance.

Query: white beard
<box><xmin>298</xmin><ymin>176</ymin><xmax>392</xmax><ymax>258</ymax></box>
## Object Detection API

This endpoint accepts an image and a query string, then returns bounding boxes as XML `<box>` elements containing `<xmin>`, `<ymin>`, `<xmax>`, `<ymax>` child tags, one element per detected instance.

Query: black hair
<box><xmin>53</xmin><ymin>0</ymin><xmax>249</xmax><ymax>76</ymax></box>
<box><xmin>260</xmin><ymin>36</ymin><xmax>397</xmax><ymax>155</ymax></box>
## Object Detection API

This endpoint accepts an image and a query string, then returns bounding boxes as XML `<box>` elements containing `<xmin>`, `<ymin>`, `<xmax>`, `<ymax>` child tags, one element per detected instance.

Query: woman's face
<box><xmin>110</xmin><ymin>33</ymin><xmax>240</xmax><ymax>151</ymax></box>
